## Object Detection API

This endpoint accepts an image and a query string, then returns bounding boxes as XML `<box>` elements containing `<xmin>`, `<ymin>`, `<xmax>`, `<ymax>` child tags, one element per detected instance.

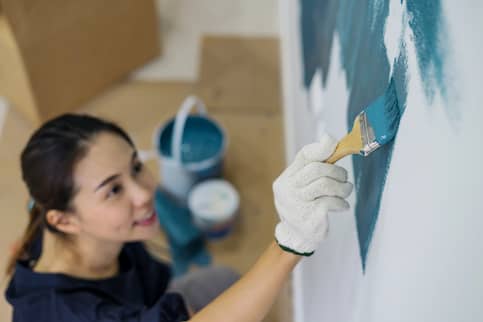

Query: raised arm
<box><xmin>189</xmin><ymin>241</ymin><xmax>299</xmax><ymax>322</ymax></box>
<box><xmin>189</xmin><ymin>134</ymin><xmax>353</xmax><ymax>322</ymax></box>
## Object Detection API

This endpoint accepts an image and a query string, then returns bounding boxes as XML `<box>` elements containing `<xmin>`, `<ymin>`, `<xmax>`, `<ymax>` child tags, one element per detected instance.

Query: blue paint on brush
<box><xmin>364</xmin><ymin>79</ymin><xmax>401</xmax><ymax>146</ymax></box>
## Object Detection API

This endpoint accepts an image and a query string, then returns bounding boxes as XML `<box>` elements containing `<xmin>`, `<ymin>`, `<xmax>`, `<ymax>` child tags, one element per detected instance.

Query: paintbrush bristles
<box><xmin>364</xmin><ymin>79</ymin><xmax>401</xmax><ymax>146</ymax></box>
<box><xmin>325</xmin><ymin>79</ymin><xmax>402</xmax><ymax>163</ymax></box>
<box><xmin>382</xmin><ymin>80</ymin><xmax>401</xmax><ymax>143</ymax></box>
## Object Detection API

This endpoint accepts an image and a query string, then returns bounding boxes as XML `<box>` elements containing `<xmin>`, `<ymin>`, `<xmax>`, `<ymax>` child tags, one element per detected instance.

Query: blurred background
<box><xmin>0</xmin><ymin>1</ymin><xmax>289</xmax><ymax>321</ymax></box>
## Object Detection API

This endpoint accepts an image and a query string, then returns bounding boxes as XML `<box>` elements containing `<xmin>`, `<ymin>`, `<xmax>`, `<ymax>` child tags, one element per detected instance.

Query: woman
<box><xmin>5</xmin><ymin>114</ymin><xmax>352</xmax><ymax>321</ymax></box>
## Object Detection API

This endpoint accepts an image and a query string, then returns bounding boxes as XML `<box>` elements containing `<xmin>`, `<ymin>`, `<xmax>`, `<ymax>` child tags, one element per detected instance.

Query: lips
<box><xmin>133</xmin><ymin>211</ymin><xmax>157</xmax><ymax>226</ymax></box>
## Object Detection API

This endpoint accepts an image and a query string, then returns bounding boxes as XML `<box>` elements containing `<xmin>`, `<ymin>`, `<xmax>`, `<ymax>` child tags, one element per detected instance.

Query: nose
<box><xmin>129</xmin><ymin>179</ymin><xmax>154</xmax><ymax>208</ymax></box>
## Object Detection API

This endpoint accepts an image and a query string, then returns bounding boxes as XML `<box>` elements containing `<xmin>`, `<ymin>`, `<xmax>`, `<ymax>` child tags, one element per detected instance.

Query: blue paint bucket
<box><xmin>155</xmin><ymin>96</ymin><xmax>227</xmax><ymax>202</ymax></box>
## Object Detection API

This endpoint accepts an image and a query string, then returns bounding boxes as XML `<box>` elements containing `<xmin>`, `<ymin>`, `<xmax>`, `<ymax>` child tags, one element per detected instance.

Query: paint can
<box><xmin>188</xmin><ymin>179</ymin><xmax>239</xmax><ymax>239</ymax></box>
<box><xmin>155</xmin><ymin>96</ymin><xmax>227</xmax><ymax>202</ymax></box>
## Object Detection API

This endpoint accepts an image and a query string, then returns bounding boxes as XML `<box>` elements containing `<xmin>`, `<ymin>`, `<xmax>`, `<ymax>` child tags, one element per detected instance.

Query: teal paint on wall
<box><xmin>300</xmin><ymin>0</ymin><xmax>441</xmax><ymax>269</ymax></box>
<box><xmin>406</xmin><ymin>1</ymin><xmax>447</xmax><ymax>103</ymax></box>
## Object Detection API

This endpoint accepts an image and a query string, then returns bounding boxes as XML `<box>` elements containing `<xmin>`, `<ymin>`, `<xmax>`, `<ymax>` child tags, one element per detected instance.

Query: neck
<box><xmin>34</xmin><ymin>230</ymin><xmax>123</xmax><ymax>280</ymax></box>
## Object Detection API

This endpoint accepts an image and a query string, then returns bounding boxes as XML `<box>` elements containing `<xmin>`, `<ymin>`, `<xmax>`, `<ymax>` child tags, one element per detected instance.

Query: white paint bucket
<box><xmin>188</xmin><ymin>179</ymin><xmax>239</xmax><ymax>239</ymax></box>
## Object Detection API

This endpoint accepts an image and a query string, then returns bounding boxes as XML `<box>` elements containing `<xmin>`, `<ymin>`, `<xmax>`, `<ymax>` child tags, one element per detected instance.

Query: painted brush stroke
<box><xmin>300</xmin><ymin>0</ymin><xmax>443</xmax><ymax>268</ymax></box>
<box><xmin>406</xmin><ymin>1</ymin><xmax>447</xmax><ymax>103</ymax></box>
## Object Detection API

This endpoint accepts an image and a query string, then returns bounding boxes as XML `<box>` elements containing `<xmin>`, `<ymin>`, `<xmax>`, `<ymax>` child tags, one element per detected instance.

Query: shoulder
<box><xmin>10</xmin><ymin>288</ymin><xmax>169</xmax><ymax>322</ymax></box>
<box><xmin>9</xmin><ymin>289</ymin><xmax>94</xmax><ymax>322</ymax></box>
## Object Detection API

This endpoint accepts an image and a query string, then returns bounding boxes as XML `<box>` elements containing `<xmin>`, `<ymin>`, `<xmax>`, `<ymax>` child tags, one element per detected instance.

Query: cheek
<box><xmin>86</xmin><ymin>207</ymin><xmax>134</xmax><ymax>234</ymax></box>
<box><xmin>108</xmin><ymin>210</ymin><xmax>134</xmax><ymax>232</ymax></box>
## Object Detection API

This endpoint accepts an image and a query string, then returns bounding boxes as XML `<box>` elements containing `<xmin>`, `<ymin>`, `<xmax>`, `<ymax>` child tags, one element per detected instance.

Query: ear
<box><xmin>45</xmin><ymin>209</ymin><xmax>81</xmax><ymax>234</ymax></box>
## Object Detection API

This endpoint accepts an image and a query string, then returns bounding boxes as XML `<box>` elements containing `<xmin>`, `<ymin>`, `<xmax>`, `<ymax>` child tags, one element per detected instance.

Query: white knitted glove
<box><xmin>273</xmin><ymin>134</ymin><xmax>353</xmax><ymax>256</ymax></box>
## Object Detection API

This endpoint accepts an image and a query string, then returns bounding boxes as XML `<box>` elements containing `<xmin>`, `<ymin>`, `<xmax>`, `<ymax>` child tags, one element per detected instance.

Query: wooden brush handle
<box><xmin>325</xmin><ymin>116</ymin><xmax>363</xmax><ymax>164</ymax></box>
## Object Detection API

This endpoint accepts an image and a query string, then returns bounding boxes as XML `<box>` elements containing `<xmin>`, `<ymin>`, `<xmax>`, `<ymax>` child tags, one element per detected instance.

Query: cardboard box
<box><xmin>0</xmin><ymin>0</ymin><xmax>160</xmax><ymax>124</ymax></box>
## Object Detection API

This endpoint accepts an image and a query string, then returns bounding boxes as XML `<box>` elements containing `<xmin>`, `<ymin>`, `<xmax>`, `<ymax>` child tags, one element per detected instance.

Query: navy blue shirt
<box><xmin>5</xmin><ymin>241</ymin><xmax>189</xmax><ymax>322</ymax></box>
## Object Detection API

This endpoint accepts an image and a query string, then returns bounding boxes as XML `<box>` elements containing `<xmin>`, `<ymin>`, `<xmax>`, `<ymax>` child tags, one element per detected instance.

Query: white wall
<box><xmin>279</xmin><ymin>1</ymin><xmax>483</xmax><ymax>322</ymax></box>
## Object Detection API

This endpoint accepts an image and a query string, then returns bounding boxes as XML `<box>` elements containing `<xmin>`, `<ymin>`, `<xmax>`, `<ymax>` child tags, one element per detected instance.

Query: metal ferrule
<box><xmin>358</xmin><ymin>111</ymin><xmax>380</xmax><ymax>156</ymax></box>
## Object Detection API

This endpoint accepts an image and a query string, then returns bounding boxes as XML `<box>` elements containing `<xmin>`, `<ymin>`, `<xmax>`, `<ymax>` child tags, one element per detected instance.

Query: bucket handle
<box><xmin>172</xmin><ymin>96</ymin><xmax>207</xmax><ymax>164</ymax></box>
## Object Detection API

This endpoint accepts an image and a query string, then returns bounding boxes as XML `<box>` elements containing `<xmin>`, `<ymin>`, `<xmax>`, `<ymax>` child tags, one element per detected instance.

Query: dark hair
<box><xmin>6</xmin><ymin>114</ymin><xmax>135</xmax><ymax>275</ymax></box>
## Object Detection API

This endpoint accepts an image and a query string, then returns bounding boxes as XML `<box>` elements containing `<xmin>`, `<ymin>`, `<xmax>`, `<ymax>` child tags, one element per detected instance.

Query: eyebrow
<box><xmin>94</xmin><ymin>151</ymin><xmax>137</xmax><ymax>192</ymax></box>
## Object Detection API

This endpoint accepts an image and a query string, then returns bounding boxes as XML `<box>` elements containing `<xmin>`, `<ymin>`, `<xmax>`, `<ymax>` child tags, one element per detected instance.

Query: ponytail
<box><xmin>6</xmin><ymin>200</ymin><xmax>44</xmax><ymax>275</ymax></box>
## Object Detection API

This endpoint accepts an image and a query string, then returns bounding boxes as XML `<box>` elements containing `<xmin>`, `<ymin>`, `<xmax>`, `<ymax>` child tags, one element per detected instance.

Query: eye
<box><xmin>107</xmin><ymin>184</ymin><xmax>123</xmax><ymax>198</ymax></box>
<box><xmin>132</xmin><ymin>161</ymin><xmax>144</xmax><ymax>175</ymax></box>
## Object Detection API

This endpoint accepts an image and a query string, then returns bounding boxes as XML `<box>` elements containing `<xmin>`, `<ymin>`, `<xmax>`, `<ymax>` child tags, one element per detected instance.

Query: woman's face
<box><xmin>69</xmin><ymin>132</ymin><xmax>160</xmax><ymax>242</ymax></box>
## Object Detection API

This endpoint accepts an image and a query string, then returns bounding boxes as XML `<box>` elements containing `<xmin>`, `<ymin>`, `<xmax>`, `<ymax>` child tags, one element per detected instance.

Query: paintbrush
<box><xmin>326</xmin><ymin>79</ymin><xmax>401</xmax><ymax>164</ymax></box>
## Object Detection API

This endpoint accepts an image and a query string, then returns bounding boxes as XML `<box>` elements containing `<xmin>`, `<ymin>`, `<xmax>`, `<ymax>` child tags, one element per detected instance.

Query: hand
<box><xmin>273</xmin><ymin>134</ymin><xmax>353</xmax><ymax>256</ymax></box>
